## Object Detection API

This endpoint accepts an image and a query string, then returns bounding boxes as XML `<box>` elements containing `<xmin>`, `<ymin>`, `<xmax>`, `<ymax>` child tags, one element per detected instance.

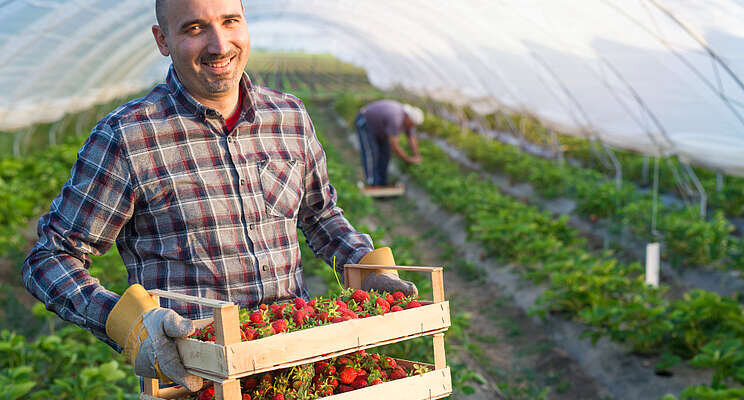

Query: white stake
<box><xmin>646</xmin><ymin>243</ymin><xmax>660</xmax><ymax>288</ymax></box>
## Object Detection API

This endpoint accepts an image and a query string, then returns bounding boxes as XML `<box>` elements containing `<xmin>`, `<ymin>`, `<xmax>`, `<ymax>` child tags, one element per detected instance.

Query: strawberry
<box><xmin>385</xmin><ymin>293</ymin><xmax>395</xmax><ymax>303</ymax></box>
<box><xmin>339</xmin><ymin>367</ymin><xmax>358</xmax><ymax>384</ymax></box>
<box><xmin>370</xmin><ymin>378</ymin><xmax>383</xmax><ymax>385</ymax></box>
<box><xmin>405</xmin><ymin>300</ymin><xmax>421</xmax><ymax>309</ymax></box>
<box><xmin>198</xmin><ymin>386</ymin><xmax>214</xmax><ymax>400</ymax></box>
<box><xmin>376</xmin><ymin>297</ymin><xmax>391</xmax><ymax>312</ymax></box>
<box><xmin>271</xmin><ymin>319</ymin><xmax>288</xmax><ymax>333</ymax></box>
<box><xmin>352</xmin><ymin>289</ymin><xmax>371</xmax><ymax>304</ymax></box>
<box><xmin>383</xmin><ymin>356</ymin><xmax>397</xmax><ymax>369</ymax></box>
<box><xmin>243</xmin><ymin>327</ymin><xmax>258</xmax><ymax>341</ymax></box>
<box><xmin>249</xmin><ymin>311</ymin><xmax>263</xmax><ymax>324</ymax></box>
<box><xmin>318</xmin><ymin>310</ymin><xmax>330</xmax><ymax>322</ymax></box>
<box><xmin>244</xmin><ymin>376</ymin><xmax>258</xmax><ymax>390</ymax></box>
<box><xmin>259</xmin><ymin>304</ymin><xmax>268</xmax><ymax>311</ymax></box>
<box><xmin>337</xmin><ymin>384</ymin><xmax>354</xmax><ymax>393</ymax></box>
<box><xmin>303</xmin><ymin>305</ymin><xmax>316</xmax><ymax>318</ymax></box>
<box><xmin>370</xmin><ymin>353</ymin><xmax>380</xmax><ymax>361</ymax></box>
<box><xmin>242</xmin><ymin>394</ymin><xmax>252</xmax><ymax>400</ymax></box>
<box><xmin>390</xmin><ymin>367</ymin><xmax>407</xmax><ymax>380</ymax></box>
<box><xmin>336</xmin><ymin>300</ymin><xmax>348</xmax><ymax>309</ymax></box>
<box><xmin>292</xmin><ymin>309</ymin><xmax>308</xmax><ymax>326</ymax></box>
<box><xmin>308</xmin><ymin>299</ymin><xmax>316</xmax><ymax>308</ymax></box>
<box><xmin>351</xmin><ymin>376</ymin><xmax>368</xmax><ymax>389</ymax></box>
<box><xmin>293</xmin><ymin>297</ymin><xmax>306</xmax><ymax>310</ymax></box>
<box><xmin>392</xmin><ymin>291</ymin><xmax>406</xmax><ymax>301</ymax></box>
<box><xmin>391</xmin><ymin>305</ymin><xmax>403</xmax><ymax>312</ymax></box>
<box><xmin>273</xmin><ymin>393</ymin><xmax>284</xmax><ymax>400</ymax></box>
<box><xmin>331</xmin><ymin>316</ymin><xmax>347</xmax><ymax>323</ymax></box>
<box><xmin>314</xmin><ymin>361</ymin><xmax>329</xmax><ymax>374</ymax></box>
<box><xmin>325</xmin><ymin>365</ymin><xmax>336</xmax><ymax>376</ymax></box>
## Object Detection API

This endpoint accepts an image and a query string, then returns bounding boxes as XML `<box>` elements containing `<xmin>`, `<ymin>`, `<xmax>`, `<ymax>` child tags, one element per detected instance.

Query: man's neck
<box><xmin>197</xmin><ymin>89</ymin><xmax>241</xmax><ymax>118</ymax></box>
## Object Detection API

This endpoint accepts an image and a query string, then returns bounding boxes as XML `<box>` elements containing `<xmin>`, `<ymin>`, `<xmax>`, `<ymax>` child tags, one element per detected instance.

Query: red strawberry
<box><xmin>405</xmin><ymin>300</ymin><xmax>421</xmax><ymax>309</ymax></box>
<box><xmin>315</xmin><ymin>361</ymin><xmax>329</xmax><ymax>374</ymax></box>
<box><xmin>293</xmin><ymin>309</ymin><xmax>308</xmax><ymax>326</ymax></box>
<box><xmin>385</xmin><ymin>293</ymin><xmax>395</xmax><ymax>303</ymax></box>
<box><xmin>352</xmin><ymin>289</ymin><xmax>371</xmax><ymax>304</ymax></box>
<box><xmin>318</xmin><ymin>310</ymin><xmax>330</xmax><ymax>322</ymax></box>
<box><xmin>337</xmin><ymin>356</ymin><xmax>353</xmax><ymax>366</ymax></box>
<box><xmin>273</xmin><ymin>393</ymin><xmax>284</xmax><ymax>400</ymax></box>
<box><xmin>331</xmin><ymin>316</ymin><xmax>347</xmax><ymax>323</ymax></box>
<box><xmin>392</xmin><ymin>291</ymin><xmax>406</xmax><ymax>301</ymax></box>
<box><xmin>336</xmin><ymin>300</ymin><xmax>348</xmax><ymax>309</ymax></box>
<box><xmin>244</xmin><ymin>376</ymin><xmax>258</xmax><ymax>390</ymax></box>
<box><xmin>391</xmin><ymin>305</ymin><xmax>403</xmax><ymax>312</ymax></box>
<box><xmin>242</xmin><ymin>394</ymin><xmax>252</xmax><ymax>400</ymax></box>
<box><xmin>259</xmin><ymin>304</ymin><xmax>268</xmax><ymax>311</ymax></box>
<box><xmin>370</xmin><ymin>378</ymin><xmax>383</xmax><ymax>385</ymax></box>
<box><xmin>271</xmin><ymin>319</ymin><xmax>288</xmax><ymax>333</ymax></box>
<box><xmin>341</xmin><ymin>308</ymin><xmax>358</xmax><ymax>319</ymax></box>
<box><xmin>352</xmin><ymin>376</ymin><xmax>368</xmax><ymax>389</ymax></box>
<box><xmin>308</xmin><ymin>299</ymin><xmax>316</xmax><ymax>308</ymax></box>
<box><xmin>383</xmin><ymin>357</ymin><xmax>397</xmax><ymax>369</ymax></box>
<box><xmin>339</xmin><ymin>367</ymin><xmax>358</xmax><ymax>384</ymax></box>
<box><xmin>293</xmin><ymin>297</ymin><xmax>306</xmax><ymax>310</ymax></box>
<box><xmin>243</xmin><ymin>327</ymin><xmax>258</xmax><ymax>341</ymax></box>
<box><xmin>355</xmin><ymin>349</ymin><xmax>367</xmax><ymax>357</ymax></box>
<box><xmin>249</xmin><ymin>311</ymin><xmax>263</xmax><ymax>324</ymax></box>
<box><xmin>303</xmin><ymin>305</ymin><xmax>316</xmax><ymax>318</ymax></box>
<box><xmin>370</xmin><ymin>353</ymin><xmax>381</xmax><ymax>361</ymax></box>
<box><xmin>390</xmin><ymin>367</ymin><xmax>407</xmax><ymax>380</ymax></box>
<box><xmin>337</xmin><ymin>384</ymin><xmax>354</xmax><ymax>393</ymax></box>
<box><xmin>375</xmin><ymin>297</ymin><xmax>390</xmax><ymax>313</ymax></box>
<box><xmin>198</xmin><ymin>386</ymin><xmax>214</xmax><ymax>400</ymax></box>
<box><xmin>326</xmin><ymin>365</ymin><xmax>336</xmax><ymax>376</ymax></box>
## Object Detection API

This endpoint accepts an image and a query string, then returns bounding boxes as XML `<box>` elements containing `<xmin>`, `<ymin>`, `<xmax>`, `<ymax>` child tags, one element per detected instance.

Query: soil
<box><xmin>316</xmin><ymin>101</ymin><xmax>613</xmax><ymax>399</ymax></box>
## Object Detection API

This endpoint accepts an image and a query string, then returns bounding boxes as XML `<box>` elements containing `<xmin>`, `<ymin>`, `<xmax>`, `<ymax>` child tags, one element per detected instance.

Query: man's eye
<box><xmin>187</xmin><ymin>26</ymin><xmax>202</xmax><ymax>34</ymax></box>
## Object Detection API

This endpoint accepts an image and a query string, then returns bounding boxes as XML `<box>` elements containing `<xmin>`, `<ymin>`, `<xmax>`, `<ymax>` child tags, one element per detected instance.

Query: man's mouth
<box><xmin>203</xmin><ymin>55</ymin><xmax>235</xmax><ymax>73</ymax></box>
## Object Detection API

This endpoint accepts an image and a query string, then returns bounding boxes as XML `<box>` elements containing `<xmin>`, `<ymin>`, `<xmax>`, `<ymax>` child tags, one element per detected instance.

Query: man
<box><xmin>355</xmin><ymin>99</ymin><xmax>424</xmax><ymax>187</ymax></box>
<box><xmin>22</xmin><ymin>0</ymin><xmax>416</xmax><ymax>392</ymax></box>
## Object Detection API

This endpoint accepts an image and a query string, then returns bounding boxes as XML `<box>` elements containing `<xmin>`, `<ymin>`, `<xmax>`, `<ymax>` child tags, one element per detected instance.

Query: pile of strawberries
<box><xmin>190</xmin><ymin>288</ymin><xmax>423</xmax><ymax>343</ymax></box>
<box><xmin>192</xmin><ymin>350</ymin><xmax>430</xmax><ymax>400</ymax></box>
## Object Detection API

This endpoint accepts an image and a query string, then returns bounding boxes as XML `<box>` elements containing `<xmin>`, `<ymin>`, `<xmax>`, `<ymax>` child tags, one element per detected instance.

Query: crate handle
<box><xmin>343</xmin><ymin>264</ymin><xmax>446</xmax><ymax>303</ymax></box>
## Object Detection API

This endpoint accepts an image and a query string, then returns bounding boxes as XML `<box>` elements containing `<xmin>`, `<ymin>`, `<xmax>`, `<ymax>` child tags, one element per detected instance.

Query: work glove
<box><xmin>105</xmin><ymin>284</ymin><xmax>203</xmax><ymax>392</ymax></box>
<box><xmin>358</xmin><ymin>247</ymin><xmax>418</xmax><ymax>297</ymax></box>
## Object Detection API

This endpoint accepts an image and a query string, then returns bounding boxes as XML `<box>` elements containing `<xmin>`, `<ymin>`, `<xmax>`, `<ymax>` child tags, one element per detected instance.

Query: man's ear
<box><xmin>152</xmin><ymin>25</ymin><xmax>170</xmax><ymax>57</ymax></box>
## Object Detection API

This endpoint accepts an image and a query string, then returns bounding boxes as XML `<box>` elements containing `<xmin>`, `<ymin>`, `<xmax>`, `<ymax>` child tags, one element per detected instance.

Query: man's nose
<box><xmin>207</xmin><ymin>28</ymin><xmax>231</xmax><ymax>55</ymax></box>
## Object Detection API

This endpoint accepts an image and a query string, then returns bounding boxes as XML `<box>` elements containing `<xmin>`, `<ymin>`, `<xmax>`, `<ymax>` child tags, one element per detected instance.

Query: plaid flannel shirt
<box><xmin>22</xmin><ymin>66</ymin><xmax>373</xmax><ymax>350</ymax></box>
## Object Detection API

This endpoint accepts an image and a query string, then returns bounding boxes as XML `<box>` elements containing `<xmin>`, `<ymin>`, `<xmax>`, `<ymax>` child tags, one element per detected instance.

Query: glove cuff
<box><xmin>105</xmin><ymin>284</ymin><xmax>158</xmax><ymax>362</ymax></box>
<box><xmin>358</xmin><ymin>247</ymin><xmax>399</xmax><ymax>281</ymax></box>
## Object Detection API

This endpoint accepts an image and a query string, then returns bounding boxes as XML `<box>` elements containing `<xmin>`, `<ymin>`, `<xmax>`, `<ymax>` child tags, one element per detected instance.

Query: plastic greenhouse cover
<box><xmin>1</xmin><ymin>0</ymin><xmax>744</xmax><ymax>176</ymax></box>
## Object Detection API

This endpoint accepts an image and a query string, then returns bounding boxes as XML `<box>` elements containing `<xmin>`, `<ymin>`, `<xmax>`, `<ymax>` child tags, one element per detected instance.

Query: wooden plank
<box><xmin>344</xmin><ymin>264</ymin><xmax>443</xmax><ymax>273</ymax></box>
<box><xmin>145</xmin><ymin>363</ymin><xmax>451</xmax><ymax>400</ymax></box>
<box><xmin>326</xmin><ymin>367</ymin><xmax>452</xmax><ymax>400</ymax></box>
<box><xmin>215</xmin><ymin>379</ymin><xmax>241</xmax><ymax>400</ymax></box>
<box><xmin>144</xmin><ymin>292</ymin><xmax>161</xmax><ymax>397</ymax></box>
<box><xmin>357</xmin><ymin>181</ymin><xmax>405</xmax><ymax>198</ymax></box>
<box><xmin>177</xmin><ymin>339</ymin><xmax>228</xmax><ymax>377</ymax></box>
<box><xmin>431</xmin><ymin>269</ymin><xmax>445</xmax><ymax>303</ymax></box>
<box><xmin>218</xmin><ymin>302</ymin><xmax>451</xmax><ymax>377</ymax></box>
<box><xmin>214</xmin><ymin>305</ymin><xmax>240</xmax><ymax>346</ymax></box>
<box><xmin>345</xmin><ymin>267</ymin><xmax>363</xmax><ymax>290</ymax></box>
<box><xmin>433</xmin><ymin>333</ymin><xmax>446</xmax><ymax>370</ymax></box>
<box><xmin>148</xmin><ymin>289</ymin><xmax>234</xmax><ymax>308</ymax></box>
<box><xmin>186</xmin><ymin>327</ymin><xmax>448</xmax><ymax>381</ymax></box>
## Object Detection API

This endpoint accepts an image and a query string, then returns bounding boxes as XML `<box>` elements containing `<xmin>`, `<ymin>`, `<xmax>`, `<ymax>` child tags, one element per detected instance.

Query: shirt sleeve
<box><xmin>22</xmin><ymin>122</ymin><xmax>135</xmax><ymax>351</ymax></box>
<box><xmin>296</xmin><ymin>103</ymin><xmax>374</xmax><ymax>272</ymax></box>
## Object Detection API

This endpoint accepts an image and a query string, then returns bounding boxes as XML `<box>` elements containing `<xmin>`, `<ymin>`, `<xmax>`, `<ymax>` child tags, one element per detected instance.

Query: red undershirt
<box><xmin>225</xmin><ymin>89</ymin><xmax>244</xmax><ymax>132</ymax></box>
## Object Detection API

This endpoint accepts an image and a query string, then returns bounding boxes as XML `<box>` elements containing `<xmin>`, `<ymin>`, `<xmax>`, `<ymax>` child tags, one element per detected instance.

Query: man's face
<box><xmin>153</xmin><ymin>0</ymin><xmax>250</xmax><ymax>102</ymax></box>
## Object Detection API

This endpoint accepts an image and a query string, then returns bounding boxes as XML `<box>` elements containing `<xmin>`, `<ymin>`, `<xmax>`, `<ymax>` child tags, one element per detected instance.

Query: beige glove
<box><xmin>358</xmin><ymin>247</ymin><xmax>418</xmax><ymax>297</ymax></box>
<box><xmin>105</xmin><ymin>284</ymin><xmax>203</xmax><ymax>392</ymax></box>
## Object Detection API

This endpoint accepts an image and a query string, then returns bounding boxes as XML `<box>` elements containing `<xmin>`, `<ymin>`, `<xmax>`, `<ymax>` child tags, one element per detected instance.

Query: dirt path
<box><xmin>314</xmin><ymin>101</ymin><xmax>613</xmax><ymax>399</ymax></box>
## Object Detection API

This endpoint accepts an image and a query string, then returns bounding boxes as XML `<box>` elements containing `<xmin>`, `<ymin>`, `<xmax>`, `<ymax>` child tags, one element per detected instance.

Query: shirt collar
<box><xmin>165</xmin><ymin>64</ymin><xmax>255</xmax><ymax>123</ymax></box>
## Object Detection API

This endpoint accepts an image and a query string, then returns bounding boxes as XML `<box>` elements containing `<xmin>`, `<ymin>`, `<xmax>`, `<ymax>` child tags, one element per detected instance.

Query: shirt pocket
<box><xmin>258</xmin><ymin>159</ymin><xmax>303</xmax><ymax>219</ymax></box>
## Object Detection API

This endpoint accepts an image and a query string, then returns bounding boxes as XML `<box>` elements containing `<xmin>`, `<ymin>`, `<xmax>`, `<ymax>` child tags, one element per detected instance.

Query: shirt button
<box><xmin>227</xmin><ymin>136</ymin><xmax>234</xmax><ymax>143</ymax></box>
<box><xmin>249</xmin><ymin>223</ymin><xmax>255</xmax><ymax>230</ymax></box>
<box><xmin>261</xmin><ymin>265</ymin><xmax>269</xmax><ymax>271</ymax></box>
<box><xmin>240</xmin><ymin>178</ymin><xmax>246</xmax><ymax>185</ymax></box>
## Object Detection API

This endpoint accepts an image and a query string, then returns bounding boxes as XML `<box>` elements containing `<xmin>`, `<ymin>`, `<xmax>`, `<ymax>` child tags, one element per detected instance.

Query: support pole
<box><xmin>646</xmin><ymin>243</ymin><xmax>660</xmax><ymax>288</ymax></box>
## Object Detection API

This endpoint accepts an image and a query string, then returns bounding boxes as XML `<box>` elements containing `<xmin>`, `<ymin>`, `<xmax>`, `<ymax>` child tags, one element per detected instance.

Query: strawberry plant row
<box><xmin>334</xmin><ymin>95</ymin><xmax>744</xmax><ymax>395</ymax></box>
<box><xmin>335</xmin><ymin>93</ymin><xmax>742</xmax><ymax>270</ymax></box>
<box><xmin>482</xmin><ymin>110</ymin><xmax>744</xmax><ymax>218</ymax></box>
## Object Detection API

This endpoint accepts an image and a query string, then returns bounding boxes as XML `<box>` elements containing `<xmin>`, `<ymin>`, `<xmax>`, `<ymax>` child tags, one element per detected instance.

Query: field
<box><xmin>2</xmin><ymin>53</ymin><xmax>744</xmax><ymax>400</ymax></box>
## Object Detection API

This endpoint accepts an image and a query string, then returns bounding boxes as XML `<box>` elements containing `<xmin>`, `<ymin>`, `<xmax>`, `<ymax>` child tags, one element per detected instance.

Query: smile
<box><xmin>203</xmin><ymin>55</ymin><xmax>235</xmax><ymax>72</ymax></box>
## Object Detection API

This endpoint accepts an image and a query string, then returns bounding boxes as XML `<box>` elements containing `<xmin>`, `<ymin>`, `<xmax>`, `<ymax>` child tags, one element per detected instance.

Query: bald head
<box><xmin>155</xmin><ymin>0</ymin><xmax>169</xmax><ymax>34</ymax></box>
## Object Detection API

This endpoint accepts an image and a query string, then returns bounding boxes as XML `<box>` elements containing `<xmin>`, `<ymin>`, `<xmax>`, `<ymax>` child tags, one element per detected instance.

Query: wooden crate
<box><xmin>357</xmin><ymin>181</ymin><xmax>405</xmax><ymax>197</ymax></box>
<box><xmin>141</xmin><ymin>264</ymin><xmax>451</xmax><ymax>400</ymax></box>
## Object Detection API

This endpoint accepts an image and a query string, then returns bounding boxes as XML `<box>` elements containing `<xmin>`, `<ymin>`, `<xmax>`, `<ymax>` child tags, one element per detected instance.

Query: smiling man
<box><xmin>22</xmin><ymin>0</ymin><xmax>417</xmax><ymax>393</ymax></box>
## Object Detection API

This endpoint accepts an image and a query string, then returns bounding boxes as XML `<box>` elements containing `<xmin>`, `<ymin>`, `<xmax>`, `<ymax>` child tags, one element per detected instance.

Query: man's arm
<box><xmin>389</xmin><ymin>134</ymin><xmax>421</xmax><ymax>164</ymax></box>
<box><xmin>296</xmin><ymin>105</ymin><xmax>374</xmax><ymax>272</ymax></box>
<box><xmin>22</xmin><ymin>122</ymin><xmax>135</xmax><ymax>351</ymax></box>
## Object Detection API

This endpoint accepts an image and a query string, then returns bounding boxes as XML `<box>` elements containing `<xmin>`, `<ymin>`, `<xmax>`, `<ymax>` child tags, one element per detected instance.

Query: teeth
<box><xmin>207</xmin><ymin>58</ymin><xmax>230</xmax><ymax>68</ymax></box>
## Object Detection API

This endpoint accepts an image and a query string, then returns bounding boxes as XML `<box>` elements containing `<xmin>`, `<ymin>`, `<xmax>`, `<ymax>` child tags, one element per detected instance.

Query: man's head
<box><xmin>152</xmin><ymin>0</ymin><xmax>250</xmax><ymax>105</ymax></box>
<box><xmin>402</xmin><ymin>104</ymin><xmax>425</xmax><ymax>128</ymax></box>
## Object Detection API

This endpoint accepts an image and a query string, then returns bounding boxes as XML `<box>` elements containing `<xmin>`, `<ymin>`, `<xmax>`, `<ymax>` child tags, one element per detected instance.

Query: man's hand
<box><xmin>408</xmin><ymin>155</ymin><xmax>422</xmax><ymax>165</ymax></box>
<box><xmin>106</xmin><ymin>285</ymin><xmax>203</xmax><ymax>392</ymax></box>
<box><xmin>358</xmin><ymin>247</ymin><xmax>418</xmax><ymax>297</ymax></box>
<box><xmin>134</xmin><ymin>308</ymin><xmax>203</xmax><ymax>391</ymax></box>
